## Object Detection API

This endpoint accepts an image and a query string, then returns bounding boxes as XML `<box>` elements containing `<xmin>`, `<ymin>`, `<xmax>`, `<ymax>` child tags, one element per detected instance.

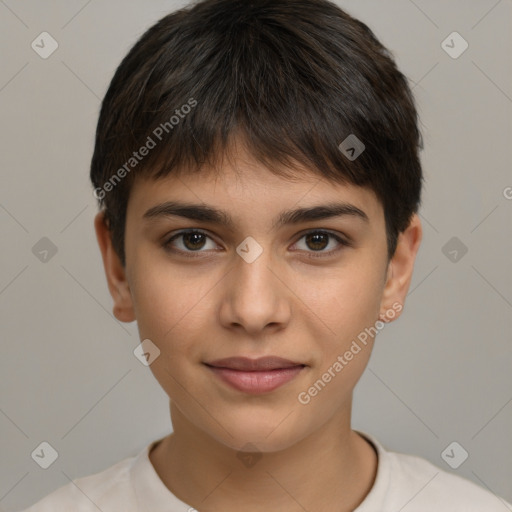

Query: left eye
<box><xmin>163</xmin><ymin>229</ymin><xmax>349</xmax><ymax>257</ymax></box>
<box><xmin>292</xmin><ymin>231</ymin><xmax>348</xmax><ymax>255</ymax></box>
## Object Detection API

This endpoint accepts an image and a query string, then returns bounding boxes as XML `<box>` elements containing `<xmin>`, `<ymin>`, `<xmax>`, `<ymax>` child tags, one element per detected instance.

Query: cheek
<box><xmin>129</xmin><ymin>262</ymin><xmax>216</xmax><ymax>401</ymax></box>
<box><xmin>130</xmin><ymin>254</ymin><xmax>217</xmax><ymax>343</ymax></box>
<box><xmin>298</xmin><ymin>262</ymin><xmax>384</xmax><ymax>346</ymax></box>
<box><xmin>293</xmin><ymin>260</ymin><xmax>384</xmax><ymax>403</ymax></box>
<box><xmin>128</xmin><ymin>258</ymin><xmax>233</xmax><ymax>401</ymax></box>
<box><xmin>295</xmin><ymin>271</ymin><xmax>381</xmax><ymax>416</ymax></box>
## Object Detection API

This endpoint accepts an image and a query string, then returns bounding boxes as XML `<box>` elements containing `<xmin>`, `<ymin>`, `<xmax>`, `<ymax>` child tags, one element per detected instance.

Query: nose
<box><xmin>218</xmin><ymin>246</ymin><xmax>292</xmax><ymax>336</ymax></box>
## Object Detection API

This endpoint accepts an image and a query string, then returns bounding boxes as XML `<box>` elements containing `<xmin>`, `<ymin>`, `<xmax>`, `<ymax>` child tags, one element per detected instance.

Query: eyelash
<box><xmin>162</xmin><ymin>229</ymin><xmax>351</xmax><ymax>259</ymax></box>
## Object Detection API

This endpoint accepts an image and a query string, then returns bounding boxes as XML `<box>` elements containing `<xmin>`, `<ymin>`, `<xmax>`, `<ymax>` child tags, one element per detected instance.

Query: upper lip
<box><xmin>205</xmin><ymin>356</ymin><xmax>306</xmax><ymax>371</ymax></box>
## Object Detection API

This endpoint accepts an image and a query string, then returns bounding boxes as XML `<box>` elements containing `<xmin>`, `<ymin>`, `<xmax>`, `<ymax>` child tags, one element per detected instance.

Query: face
<box><xmin>95</xmin><ymin>146</ymin><xmax>421</xmax><ymax>453</ymax></box>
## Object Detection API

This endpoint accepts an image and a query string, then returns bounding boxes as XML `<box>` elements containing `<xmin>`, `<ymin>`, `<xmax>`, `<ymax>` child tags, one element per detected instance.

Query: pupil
<box><xmin>306</xmin><ymin>233</ymin><xmax>328</xmax><ymax>251</ymax></box>
<box><xmin>184</xmin><ymin>233</ymin><xmax>206</xmax><ymax>250</ymax></box>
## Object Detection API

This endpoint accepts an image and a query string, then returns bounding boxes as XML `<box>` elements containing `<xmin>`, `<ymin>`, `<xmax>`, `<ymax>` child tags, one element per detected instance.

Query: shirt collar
<box><xmin>131</xmin><ymin>437</ymin><xmax>192</xmax><ymax>512</ymax></box>
<box><xmin>130</xmin><ymin>431</ymin><xmax>390</xmax><ymax>511</ymax></box>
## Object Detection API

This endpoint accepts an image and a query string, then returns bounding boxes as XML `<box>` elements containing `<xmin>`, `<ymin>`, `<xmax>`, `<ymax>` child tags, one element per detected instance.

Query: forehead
<box><xmin>126</xmin><ymin>149</ymin><xmax>384</xmax><ymax>227</ymax></box>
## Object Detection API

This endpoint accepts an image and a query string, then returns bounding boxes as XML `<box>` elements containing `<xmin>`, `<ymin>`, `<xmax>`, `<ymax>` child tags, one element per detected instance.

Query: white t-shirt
<box><xmin>19</xmin><ymin>431</ymin><xmax>511</xmax><ymax>511</ymax></box>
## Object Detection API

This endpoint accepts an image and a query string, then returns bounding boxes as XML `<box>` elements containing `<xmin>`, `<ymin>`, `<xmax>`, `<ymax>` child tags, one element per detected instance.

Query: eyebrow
<box><xmin>142</xmin><ymin>200</ymin><xmax>369</xmax><ymax>230</ymax></box>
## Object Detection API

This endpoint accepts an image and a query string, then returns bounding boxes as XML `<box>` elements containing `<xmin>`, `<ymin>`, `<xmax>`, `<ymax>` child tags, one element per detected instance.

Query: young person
<box><xmin>21</xmin><ymin>0</ymin><xmax>511</xmax><ymax>510</ymax></box>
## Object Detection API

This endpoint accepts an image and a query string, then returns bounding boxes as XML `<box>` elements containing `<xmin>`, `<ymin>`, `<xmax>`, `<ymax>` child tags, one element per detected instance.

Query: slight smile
<box><xmin>204</xmin><ymin>356</ymin><xmax>308</xmax><ymax>394</ymax></box>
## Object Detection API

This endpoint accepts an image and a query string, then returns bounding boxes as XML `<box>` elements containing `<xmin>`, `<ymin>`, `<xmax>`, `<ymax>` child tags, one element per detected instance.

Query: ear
<box><xmin>94</xmin><ymin>211</ymin><xmax>136</xmax><ymax>323</ymax></box>
<box><xmin>379</xmin><ymin>214</ymin><xmax>422</xmax><ymax>322</ymax></box>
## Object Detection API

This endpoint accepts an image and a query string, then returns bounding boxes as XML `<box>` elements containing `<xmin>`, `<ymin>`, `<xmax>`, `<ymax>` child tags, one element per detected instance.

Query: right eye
<box><xmin>162</xmin><ymin>229</ymin><xmax>220</xmax><ymax>256</ymax></box>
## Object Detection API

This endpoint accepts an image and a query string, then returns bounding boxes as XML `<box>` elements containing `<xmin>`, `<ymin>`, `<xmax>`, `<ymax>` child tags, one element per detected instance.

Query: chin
<box><xmin>205</xmin><ymin>415</ymin><xmax>306</xmax><ymax>453</ymax></box>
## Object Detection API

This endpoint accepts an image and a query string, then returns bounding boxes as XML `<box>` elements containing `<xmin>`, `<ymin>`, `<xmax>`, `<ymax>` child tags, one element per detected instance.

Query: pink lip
<box><xmin>206</xmin><ymin>365</ymin><xmax>305</xmax><ymax>394</ymax></box>
<box><xmin>204</xmin><ymin>356</ymin><xmax>306</xmax><ymax>394</ymax></box>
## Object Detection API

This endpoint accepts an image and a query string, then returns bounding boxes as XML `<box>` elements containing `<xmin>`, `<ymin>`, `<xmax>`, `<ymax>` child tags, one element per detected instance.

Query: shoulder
<box><xmin>381</xmin><ymin>441</ymin><xmax>511</xmax><ymax>511</ymax></box>
<box><xmin>391</xmin><ymin>451</ymin><xmax>508</xmax><ymax>508</ymax></box>
<box><xmin>19</xmin><ymin>453</ymin><xmax>137</xmax><ymax>512</ymax></box>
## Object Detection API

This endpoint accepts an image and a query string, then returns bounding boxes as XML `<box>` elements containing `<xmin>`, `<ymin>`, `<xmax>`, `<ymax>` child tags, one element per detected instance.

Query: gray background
<box><xmin>1</xmin><ymin>0</ymin><xmax>511</xmax><ymax>510</ymax></box>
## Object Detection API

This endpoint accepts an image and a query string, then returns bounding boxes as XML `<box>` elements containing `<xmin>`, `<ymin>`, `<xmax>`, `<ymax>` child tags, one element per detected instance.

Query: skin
<box><xmin>94</xmin><ymin>142</ymin><xmax>422</xmax><ymax>512</ymax></box>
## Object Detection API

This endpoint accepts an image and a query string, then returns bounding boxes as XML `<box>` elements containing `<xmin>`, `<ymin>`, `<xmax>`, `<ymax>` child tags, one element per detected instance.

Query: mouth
<box><xmin>205</xmin><ymin>356</ymin><xmax>306</xmax><ymax>371</ymax></box>
<box><xmin>204</xmin><ymin>356</ymin><xmax>307</xmax><ymax>394</ymax></box>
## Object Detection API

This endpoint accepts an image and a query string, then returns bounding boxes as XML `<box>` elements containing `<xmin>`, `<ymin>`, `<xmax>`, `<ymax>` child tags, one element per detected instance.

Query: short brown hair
<box><xmin>90</xmin><ymin>0</ymin><xmax>423</xmax><ymax>266</ymax></box>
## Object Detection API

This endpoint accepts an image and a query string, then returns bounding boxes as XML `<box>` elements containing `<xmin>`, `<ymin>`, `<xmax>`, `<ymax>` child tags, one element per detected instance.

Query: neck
<box><xmin>149</xmin><ymin>400</ymin><xmax>378</xmax><ymax>512</ymax></box>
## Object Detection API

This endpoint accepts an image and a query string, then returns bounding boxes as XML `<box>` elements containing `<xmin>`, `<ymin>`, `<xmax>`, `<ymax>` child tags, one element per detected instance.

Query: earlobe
<box><xmin>379</xmin><ymin>214</ymin><xmax>422</xmax><ymax>322</ymax></box>
<box><xmin>94</xmin><ymin>211</ymin><xmax>136</xmax><ymax>323</ymax></box>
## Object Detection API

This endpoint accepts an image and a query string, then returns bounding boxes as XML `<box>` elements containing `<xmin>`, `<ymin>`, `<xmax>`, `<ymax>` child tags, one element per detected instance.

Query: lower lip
<box><xmin>205</xmin><ymin>365</ymin><xmax>305</xmax><ymax>394</ymax></box>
